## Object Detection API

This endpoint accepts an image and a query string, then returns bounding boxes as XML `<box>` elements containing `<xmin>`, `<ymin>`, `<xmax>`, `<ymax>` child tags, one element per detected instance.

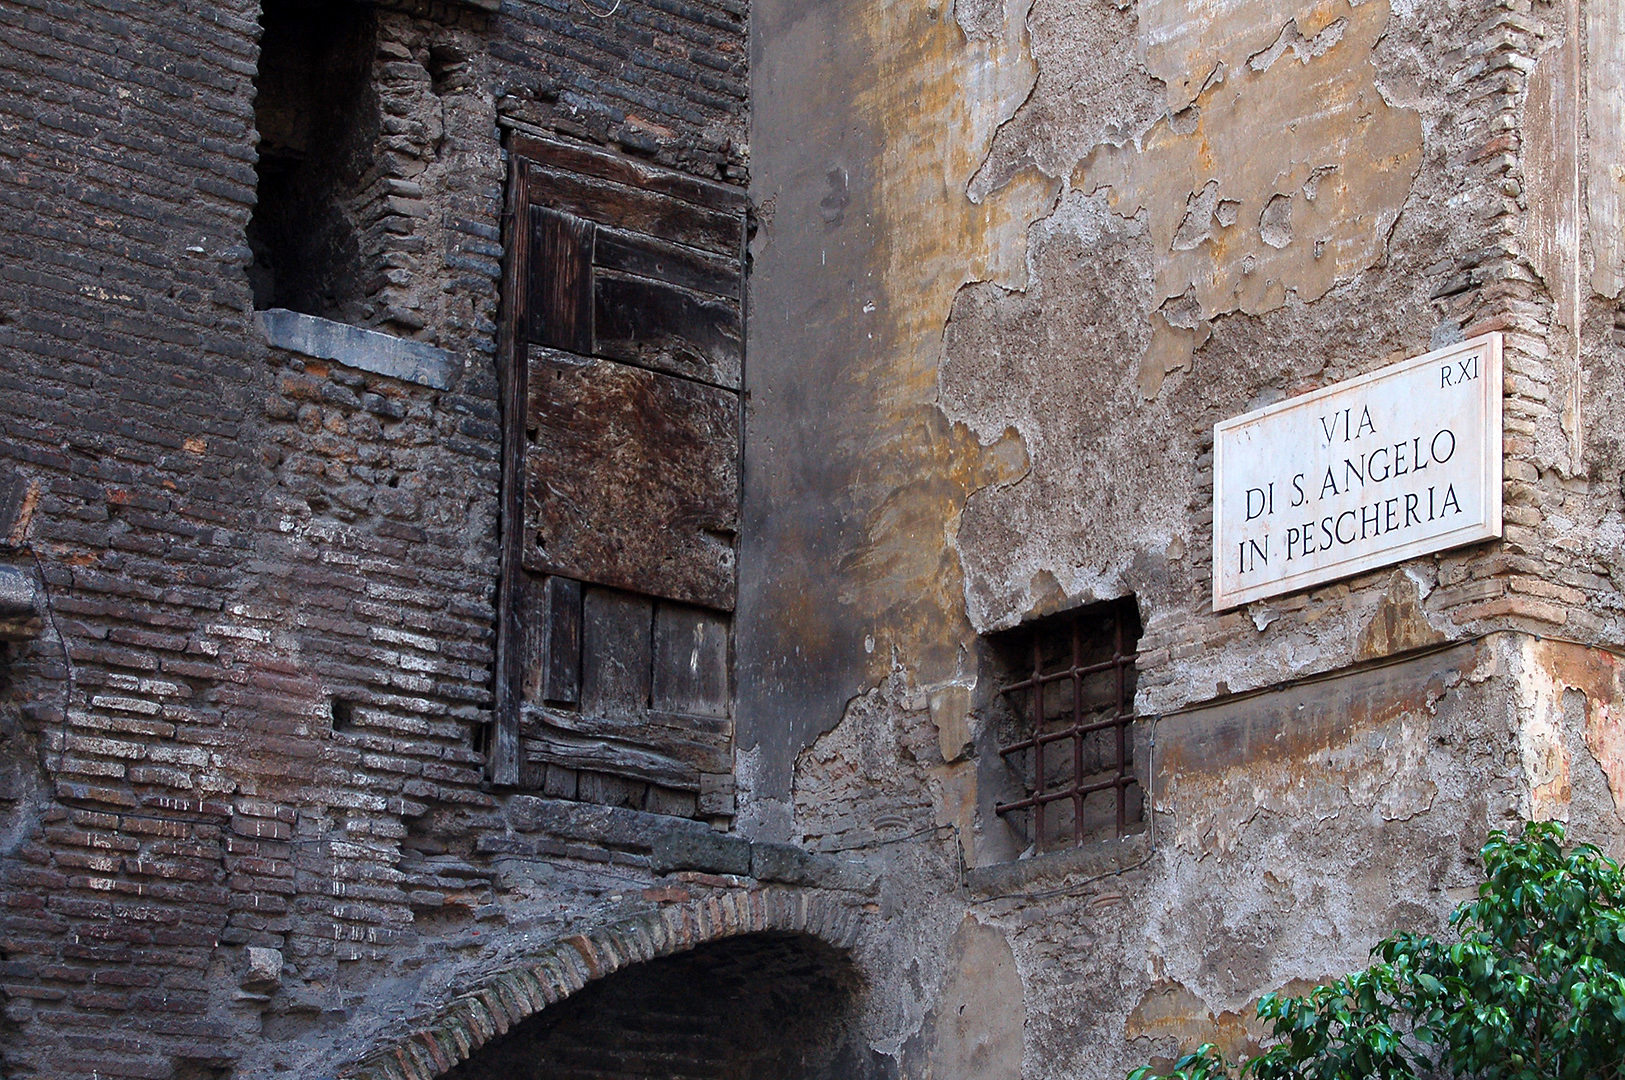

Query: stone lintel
<box><xmin>258</xmin><ymin>308</ymin><xmax>454</xmax><ymax>391</ymax></box>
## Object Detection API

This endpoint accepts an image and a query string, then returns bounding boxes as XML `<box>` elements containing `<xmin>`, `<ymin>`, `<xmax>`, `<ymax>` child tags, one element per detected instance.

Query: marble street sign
<box><xmin>1213</xmin><ymin>333</ymin><xmax>1503</xmax><ymax>610</ymax></box>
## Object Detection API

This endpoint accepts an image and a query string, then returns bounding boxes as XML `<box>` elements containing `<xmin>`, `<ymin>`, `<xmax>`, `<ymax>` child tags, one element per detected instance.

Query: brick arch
<box><xmin>343</xmin><ymin>886</ymin><xmax>867</xmax><ymax>1080</ymax></box>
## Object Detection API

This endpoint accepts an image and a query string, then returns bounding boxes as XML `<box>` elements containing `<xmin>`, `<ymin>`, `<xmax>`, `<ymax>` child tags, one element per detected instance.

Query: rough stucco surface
<box><xmin>1085</xmin><ymin>0</ymin><xmax>1424</xmax><ymax>388</ymax></box>
<box><xmin>933</xmin><ymin>0</ymin><xmax>1625</xmax><ymax>701</ymax></box>
<box><xmin>739</xmin><ymin>0</ymin><xmax>1047</xmax><ymax>826</ymax></box>
<box><xmin>777</xmin><ymin>636</ymin><xmax>1625</xmax><ymax>1080</ymax></box>
<box><xmin>1585</xmin><ymin>3</ymin><xmax>1625</xmax><ymax>300</ymax></box>
<box><xmin>745</xmin><ymin>0</ymin><xmax>1625</xmax><ymax>1077</ymax></box>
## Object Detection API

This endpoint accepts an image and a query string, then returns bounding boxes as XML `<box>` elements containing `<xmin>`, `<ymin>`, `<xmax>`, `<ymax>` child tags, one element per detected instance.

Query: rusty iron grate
<box><xmin>994</xmin><ymin>598</ymin><xmax>1141</xmax><ymax>848</ymax></box>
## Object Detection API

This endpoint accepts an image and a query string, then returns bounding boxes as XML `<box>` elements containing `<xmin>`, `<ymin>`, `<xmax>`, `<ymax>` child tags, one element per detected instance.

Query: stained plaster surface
<box><xmin>770</xmin><ymin>633</ymin><xmax>1625</xmax><ymax>1080</ymax></box>
<box><xmin>744</xmin><ymin>0</ymin><xmax>1625</xmax><ymax>1076</ymax></box>
<box><xmin>750</xmin><ymin>0</ymin><xmax>1625</xmax><ymax>755</ymax></box>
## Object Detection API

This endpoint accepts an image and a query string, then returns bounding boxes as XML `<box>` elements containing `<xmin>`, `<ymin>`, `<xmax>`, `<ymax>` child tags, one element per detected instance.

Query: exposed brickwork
<box><xmin>494</xmin><ymin>0</ymin><xmax>749</xmax><ymax>183</ymax></box>
<box><xmin>439</xmin><ymin>931</ymin><xmax>869</xmax><ymax>1080</ymax></box>
<box><xmin>0</xmin><ymin>0</ymin><xmax>747</xmax><ymax>1074</ymax></box>
<box><xmin>0</xmin><ymin>0</ymin><xmax>267</xmax><ymax>1072</ymax></box>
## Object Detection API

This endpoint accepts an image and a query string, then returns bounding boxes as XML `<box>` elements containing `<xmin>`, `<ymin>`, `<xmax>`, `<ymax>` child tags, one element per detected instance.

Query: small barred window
<box><xmin>991</xmin><ymin>597</ymin><xmax>1144</xmax><ymax>852</ymax></box>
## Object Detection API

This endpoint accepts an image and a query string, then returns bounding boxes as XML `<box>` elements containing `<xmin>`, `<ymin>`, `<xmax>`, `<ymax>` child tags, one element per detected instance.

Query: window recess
<box><xmin>248</xmin><ymin>0</ymin><xmax>480</xmax><ymax>346</ymax></box>
<box><xmin>991</xmin><ymin>597</ymin><xmax>1145</xmax><ymax>852</ymax></box>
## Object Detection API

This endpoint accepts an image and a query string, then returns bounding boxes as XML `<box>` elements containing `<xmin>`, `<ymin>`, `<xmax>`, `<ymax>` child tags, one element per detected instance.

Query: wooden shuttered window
<box><xmin>491</xmin><ymin>135</ymin><xmax>745</xmax><ymax>822</ymax></box>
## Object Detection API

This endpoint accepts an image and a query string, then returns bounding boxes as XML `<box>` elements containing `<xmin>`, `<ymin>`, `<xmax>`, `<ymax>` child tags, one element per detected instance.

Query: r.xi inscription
<box><xmin>1213</xmin><ymin>334</ymin><xmax>1503</xmax><ymax>610</ymax></box>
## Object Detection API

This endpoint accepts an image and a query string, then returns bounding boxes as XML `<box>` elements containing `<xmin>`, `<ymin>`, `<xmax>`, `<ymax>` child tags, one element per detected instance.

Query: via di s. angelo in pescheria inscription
<box><xmin>1213</xmin><ymin>334</ymin><xmax>1503</xmax><ymax>610</ymax></box>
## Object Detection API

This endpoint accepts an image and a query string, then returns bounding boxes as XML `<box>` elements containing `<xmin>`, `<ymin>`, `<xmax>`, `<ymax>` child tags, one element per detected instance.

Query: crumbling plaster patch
<box><xmin>1587</xmin><ymin>2</ymin><xmax>1625</xmax><ymax>300</ymax></box>
<box><xmin>832</xmin><ymin>0</ymin><xmax>1059</xmax><ymax>674</ymax></box>
<box><xmin>1510</xmin><ymin>636</ymin><xmax>1625</xmax><ymax>823</ymax></box>
<box><xmin>1080</xmin><ymin>0</ymin><xmax>1424</xmax><ymax>395</ymax></box>
<box><xmin>738</xmin><ymin>0</ymin><xmax>1052</xmax><ymax>810</ymax></box>
<box><xmin>939</xmin><ymin>191</ymin><xmax>1176</xmax><ymax>632</ymax></box>
<box><xmin>906</xmin><ymin>916</ymin><xmax>1025</xmax><ymax>1080</ymax></box>
<box><xmin>935</xmin><ymin>0</ymin><xmax>1517</xmax><ymax>696</ymax></box>
<box><xmin>968</xmin><ymin>0</ymin><xmax>1162</xmax><ymax>200</ymax></box>
<box><xmin>1163</xmin><ymin>706</ymin><xmax>1439</xmax><ymax>860</ymax></box>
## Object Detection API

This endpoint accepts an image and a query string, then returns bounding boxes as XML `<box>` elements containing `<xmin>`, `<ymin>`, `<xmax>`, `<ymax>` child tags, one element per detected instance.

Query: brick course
<box><xmin>0</xmin><ymin>0</ymin><xmax>747</xmax><ymax>1074</ymax></box>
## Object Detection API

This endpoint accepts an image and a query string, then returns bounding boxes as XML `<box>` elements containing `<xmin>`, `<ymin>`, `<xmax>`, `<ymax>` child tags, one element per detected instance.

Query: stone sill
<box><xmin>965</xmin><ymin>829</ymin><xmax>1153</xmax><ymax>896</ymax></box>
<box><xmin>257</xmin><ymin>308</ymin><xmax>454</xmax><ymax>391</ymax></box>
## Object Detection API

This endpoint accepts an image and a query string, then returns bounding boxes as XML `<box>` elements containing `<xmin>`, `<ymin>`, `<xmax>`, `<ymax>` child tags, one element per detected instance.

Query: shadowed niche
<box><xmin>440</xmin><ymin>931</ymin><xmax>891</xmax><ymax>1080</ymax></box>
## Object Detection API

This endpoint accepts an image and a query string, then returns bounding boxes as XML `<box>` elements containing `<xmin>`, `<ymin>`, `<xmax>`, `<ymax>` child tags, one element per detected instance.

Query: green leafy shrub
<box><xmin>1128</xmin><ymin>821</ymin><xmax>1625</xmax><ymax>1080</ymax></box>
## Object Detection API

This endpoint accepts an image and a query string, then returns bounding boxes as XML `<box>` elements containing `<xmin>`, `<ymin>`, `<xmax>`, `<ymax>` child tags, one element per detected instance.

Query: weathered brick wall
<box><xmin>0</xmin><ymin>0</ymin><xmax>749</xmax><ymax>1076</ymax></box>
<box><xmin>494</xmin><ymin>0</ymin><xmax>749</xmax><ymax>181</ymax></box>
<box><xmin>1</xmin><ymin>2</ymin><xmax>267</xmax><ymax>1073</ymax></box>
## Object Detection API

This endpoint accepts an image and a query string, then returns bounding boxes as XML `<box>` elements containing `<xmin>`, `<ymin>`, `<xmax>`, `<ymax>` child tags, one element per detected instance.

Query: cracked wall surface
<box><xmin>739</xmin><ymin>0</ymin><xmax>1049</xmax><ymax>830</ymax></box>
<box><xmin>746</xmin><ymin>0</ymin><xmax>1625</xmax><ymax>1077</ymax></box>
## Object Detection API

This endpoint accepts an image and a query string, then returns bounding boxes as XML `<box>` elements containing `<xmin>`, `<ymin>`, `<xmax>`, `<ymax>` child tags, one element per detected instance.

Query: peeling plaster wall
<box><xmin>740</xmin><ymin>0</ymin><xmax>1048</xmax><ymax>830</ymax></box>
<box><xmin>1083</xmin><ymin>0</ymin><xmax>1424</xmax><ymax>391</ymax></box>
<box><xmin>749</xmin><ymin>0</ymin><xmax>1625</xmax><ymax>744</ymax></box>
<box><xmin>777</xmin><ymin>633</ymin><xmax>1625</xmax><ymax>1080</ymax></box>
<box><xmin>745</xmin><ymin>0</ymin><xmax>1625</xmax><ymax>1077</ymax></box>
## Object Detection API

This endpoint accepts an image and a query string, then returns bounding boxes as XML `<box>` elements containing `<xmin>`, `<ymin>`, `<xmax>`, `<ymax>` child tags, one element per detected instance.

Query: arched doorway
<box><xmin>441</xmin><ymin>931</ymin><xmax>880</xmax><ymax>1080</ymax></box>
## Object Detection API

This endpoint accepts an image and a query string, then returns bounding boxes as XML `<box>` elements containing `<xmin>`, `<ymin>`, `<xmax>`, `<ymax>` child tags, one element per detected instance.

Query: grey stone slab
<box><xmin>258</xmin><ymin>308</ymin><xmax>455</xmax><ymax>390</ymax></box>
<box><xmin>749</xmin><ymin>842</ymin><xmax>879</xmax><ymax>894</ymax></box>
<box><xmin>504</xmin><ymin>794</ymin><xmax>714</xmax><ymax>852</ymax></box>
<box><xmin>0</xmin><ymin>565</ymin><xmax>37</xmax><ymax>617</ymax></box>
<box><xmin>649</xmin><ymin>826</ymin><xmax>751</xmax><ymax>876</ymax></box>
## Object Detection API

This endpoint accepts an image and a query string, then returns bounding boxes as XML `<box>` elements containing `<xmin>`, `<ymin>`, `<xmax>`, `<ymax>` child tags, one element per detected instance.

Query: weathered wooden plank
<box><xmin>520</xmin><ymin>573</ymin><xmax>581</xmax><ymax>705</ymax></box>
<box><xmin>521</xmin><ymin>729</ymin><xmax>695</xmax><ymax>789</ymax></box>
<box><xmin>526</xmin><ymin>164</ymin><xmax>742</xmax><ymax>256</ymax></box>
<box><xmin>533</xmin><ymin>703</ymin><xmax>730</xmax><ymax>739</ymax></box>
<box><xmin>576</xmin><ymin>771</ymin><xmax>648</xmax><ymax>811</ymax></box>
<box><xmin>593</xmin><ymin>271</ymin><xmax>742</xmax><ymax>389</ymax></box>
<box><xmin>511</xmin><ymin>132</ymin><xmax>748</xmax><ymax>215</ymax></box>
<box><xmin>489</xmin><ymin>149</ymin><xmax>531</xmax><ymax>787</ymax></box>
<box><xmin>522</xmin><ymin>703</ymin><xmax>729</xmax><ymax>743</ymax></box>
<box><xmin>579</xmin><ymin>586</ymin><xmax>652</xmax><ymax>720</ymax></box>
<box><xmin>593</xmin><ymin>227</ymin><xmax>740</xmax><ymax>299</ymax></box>
<box><xmin>645</xmin><ymin>709</ymin><xmax>732</xmax><ymax>738</ymax></box>
<box><xmin>527</xmin><ymin>206</ymin><xmax>594</xmax><ymax>353</ymax></box>
<box><xmin>523</xmin><ymin>350</ymin><xmax>739</xmax><ymax>609</ymax></box>
<box><xmin>651</xmin><ymin>602</ymin><xmax>730</xmax><ymax>719</ymax></box>
<box><xmin>518</xmin><ymin>723</ymin><xmax>734</xmax><ymax>791</ymax></box>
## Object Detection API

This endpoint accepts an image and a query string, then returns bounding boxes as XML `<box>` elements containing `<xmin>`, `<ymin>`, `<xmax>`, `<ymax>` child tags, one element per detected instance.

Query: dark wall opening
<box><xmin>247</xmin><ymin>0</ymin><xmax>377</xmax><ymax>319</ymax></box>
<box><xmin>985</xmin><ymin>596</ymin><xmax>1146</xmax><ymax>853</ymax></box>
<box><xmin>442</xmin><ymin>932</ymin><xmax>891</xmax><ymax>1080</ymax></box>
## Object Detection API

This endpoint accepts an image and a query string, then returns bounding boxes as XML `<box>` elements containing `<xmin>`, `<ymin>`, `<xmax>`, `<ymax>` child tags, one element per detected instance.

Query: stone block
<box><xmin>242</xmin><ymin>947</ymin><xmax>282</xmax><ymax>989</ymax></box>
<box><xmin>258</xmin><ymin>309</ymin><xmax>454</xmax><ymax>390</ymax></box>
<box><xmin>649</xmin><ymin>827</ymin><xmax>750</xmax><ymax>876</ymax></box>
<box><xmin>0</xmin><ymin>564</ymin><xmax>42</xmax><ymax>640</ymax></box>
<box><xmin>748</xmin><ymin>842</ymin><xmax>879</xmax><ymax>894</ymax></box>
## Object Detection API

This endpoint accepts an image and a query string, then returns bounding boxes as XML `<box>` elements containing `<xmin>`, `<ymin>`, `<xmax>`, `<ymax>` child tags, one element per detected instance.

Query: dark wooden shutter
<box><xmin>527</xmin><ymin>207</ymin><xmax>594</xmax><ymax>355</ymax></box>
<box><xmin>491</xmin><ymin>135</ymin><xmax>746</xmax><ymax>818</ymax></box>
